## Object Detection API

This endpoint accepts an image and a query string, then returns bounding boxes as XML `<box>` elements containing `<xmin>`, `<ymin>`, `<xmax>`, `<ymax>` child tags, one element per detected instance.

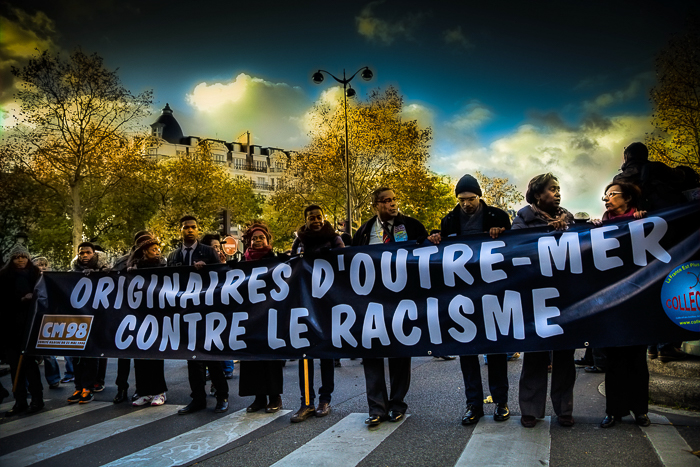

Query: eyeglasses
<box><xmin>602</xmin><ymin>191</ymin><xmax>622</xmax><ymax>201</ymax></box>
<box><xmin>378</xmin><ymin>197</ymin><xmax>397</xmax><ymax>204</ymax></box>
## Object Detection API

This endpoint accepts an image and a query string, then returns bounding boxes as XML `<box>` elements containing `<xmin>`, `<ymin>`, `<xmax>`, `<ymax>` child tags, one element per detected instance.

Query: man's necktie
<box><xmin>382</xmin><ymin>222</ymin><xmax>392</xmax><ymax>243</ymax></box>
<box><xmin>184</xmin><ymin>247</ymin><xmax>193</xmax><ymax>265</ymax></box>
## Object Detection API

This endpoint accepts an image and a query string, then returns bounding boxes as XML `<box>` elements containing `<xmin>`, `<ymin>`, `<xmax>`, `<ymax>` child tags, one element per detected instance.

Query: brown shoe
<box><xmin>521</xmin><ymin>415</ymin><xmax>537</xmax><ymax>428</ymax></box>
<box><xmin>265</xmin><ymin>395</ymin><xmax>282</xmax><ymax>413</ymax></box>
<box><xmin>558</xmin><ymin>415</ymin><xmax>575</xmax><ymax>427</ymax></box>
<box><xmin>291</xmin><ymin>404</ymin><xmax>315</xmax><ymax>422</ymax></box>
<box><xmin>315</xmin><ymin>401</ymin><xmax>330</xmax><ymax>417</ymax></box>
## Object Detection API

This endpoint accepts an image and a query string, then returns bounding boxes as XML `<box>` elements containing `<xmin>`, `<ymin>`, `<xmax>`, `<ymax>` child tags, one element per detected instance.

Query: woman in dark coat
<box><xmin>238</xmin><ymin>223</ymin><xmax>286</xmax><ymax>413</ymax></box>
<box><xmin>0</xmin><ymin>244</ymin><xmax>44</xmax><ymax>416</ymax></box>
<box><xmin>512</xmin><ymin>173</ymin><xmax>576</xmax><ymax>429</ymax></box>
<box><xmin>592</xmin><ymin>182</ymin><xmax>651</xmax><ymax>428</ymax></box>
<box><xmin>127</xmin><ymin>235</ymin><xmax>169</xmax><ymax>407</ymax></box>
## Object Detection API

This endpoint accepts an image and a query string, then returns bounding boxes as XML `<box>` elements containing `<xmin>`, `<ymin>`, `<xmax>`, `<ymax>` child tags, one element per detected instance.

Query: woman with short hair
<box><xmin>512</xmin><ymin>173</ymin><xmax>576</xmax><ymax>428</ymax></box>
<box><xmin>593</xmin><ymin>182</ymin><xmax>651</xmax><ymax>428</ymax></box>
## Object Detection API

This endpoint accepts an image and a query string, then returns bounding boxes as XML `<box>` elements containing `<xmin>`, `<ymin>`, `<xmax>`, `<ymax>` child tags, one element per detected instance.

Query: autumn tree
<box><xmin>646</xmin><ymin>20</ymin><xmax>700</xmax><ymax>173</ymax></box>
<box><xmin>3</xmin><ymin>49</ymin><xmax>153</xmax><ymax>255</ymax></box>
<box><xmin>474</xmin><ymin>171</ymin><xmax>524</xmax><ymax>217</ymax></box>
<box><xmin>269</xmin><ymin>86</ymin><xmax>433</xmax><ymax>241</ymax></box>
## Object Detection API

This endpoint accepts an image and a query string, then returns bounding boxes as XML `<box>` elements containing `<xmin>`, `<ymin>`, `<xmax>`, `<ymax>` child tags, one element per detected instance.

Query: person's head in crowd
<box><xmin>32</xmin><ymin>256</ymin><xmax>50</xmax><ymax>273</ymax></box>
<box><xmin>243</xmin><ymin>223</ymin><xmax>272</xmax><ymax>250</ymax></box>
<box><xmin>201</xmin><ymin>233</ymin><xmax>222</xmax><ymax>250</ymax></box>
<box><xmin>603</xmin><ymin>181</ymin><xmax>641</xmax><ymax>216</ymax></box>
<box><xmin>136</xmin><ymin>235</ymin><xmax>161</xmax><ymax>260</ymax></box>
<box><xmin>77</xmin><ymin>242</ymin><xmax>96</xmax><ymax>266</ymax></box>
<box><xmin>304</xmin><ymin>205</ymin><xmax>325</xmax><ymax>232</ymax></box>
<box><xmin>455</xmin><ymin>174</ymin><xmax>482</xmax><ymax>215</ymax></box>
<box><xmin>338</xmin><ymin>219</ymin><xmax>349</xmax><ymax>233</ymax></box>
<box><xmin>7</xmin><ymin>243</ymin><xmax>31</xmax><ymax>270</ymax></box>
<box><xmin>371</xmin><ymin>187</ymin><xmax>398</xmax><ymax>221</ymax></box>
<box><xmin>132</xmin><ymin>230</ymin><xmax>152</xmax><ymax>246</ymax></box>
<box><xmin>179</xmin><ymin>215</ymin><xmax>199</xmax><ymax>245</ymax></box>
<box><xmin>526</xmin><ymin>173</ymin><xmax>561</xmax><ymax>214</ymax></box>
<box><xmin>623</xmin><ymin>142</ymin><xmax>648</xmax><ymax>164</ymax></box>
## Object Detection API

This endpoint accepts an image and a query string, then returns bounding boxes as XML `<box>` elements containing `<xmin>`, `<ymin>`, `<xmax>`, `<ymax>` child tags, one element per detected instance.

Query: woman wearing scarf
<box><xmin>0</xmin><ymin>244</ymin><xmax>44</xmax><ymax>416</ymax></box>
<box><xmin>592</xmin><ymin>182</ymin><xmax>651</xmax><ymax>428</ymax></box>
<box><xmin>512</xmin><ymin>173</ymin><xmax>576</xmax><ymax>429</ymax></box>
<box><xmin>126</xmin><ymin>235</ymin><xmax>169</xmax><ymax>407</ymax></box>
<box><xmin>238</xmin><ymin>223</ymin><xmax>286</xmax><ymax>413</ymax></box>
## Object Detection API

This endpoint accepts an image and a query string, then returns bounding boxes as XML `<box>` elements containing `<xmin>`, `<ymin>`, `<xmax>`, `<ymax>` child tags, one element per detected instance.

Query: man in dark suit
<box><xmin>427</xmin><ymin>174</ymin><xmax>512</xmax><ymax>426</ymax></box>
<box><xmin>353</xmin><ymin>187</ymin><xmax>428</xmax><ymax>427</ymax></box>
<box><xmin>167</xmin><ymin>215</ymin><xmax>229</xmax><ymax>415</ymax></box>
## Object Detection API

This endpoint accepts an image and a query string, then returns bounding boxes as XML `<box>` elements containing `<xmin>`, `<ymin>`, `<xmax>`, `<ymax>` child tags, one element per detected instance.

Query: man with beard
<box><xmin>353</xmin><ymin>187</ymin><xmax>428</xmax><ymax>427</ymax></box>
<box><xmin>289</xmin><ymin>205</ymin><xmax>344</xmax><ymax>422</ymax></box>
<box><xmin>166</xmin><ymin>216</ymin><xmax>228</xmax><ymax>415</ymax></box>
<box><xmin>427</xmin><ymin>174</ymin><xmax>512</xmax><ymax>426</ymax></box>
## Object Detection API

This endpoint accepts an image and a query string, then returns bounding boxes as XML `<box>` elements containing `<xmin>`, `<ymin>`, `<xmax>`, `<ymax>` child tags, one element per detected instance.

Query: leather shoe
<box><xmin>558</xmin><ymin>415</ymin><xmax>575</xmax><ymax>427</ymax></box>
<box><xmin>389</xmin><ymin>410</ymin><xmax>404</xmax><ymax>422</ymax></box>
<box><xmin>461</xmin><ymin>404</ymin><xmax>484</xmax><ymax>425</ymax></box>
<box><xmin>600</xmin><ymin>415</ymin><xmax>617</xmax><ymax>428</ymax></box>
<box><xmin>635</xmin><ymin>413</ymin><xmax>651</xmax><ymax>427</ymax></box>
<box><xmin>521</xmin><ymin>415</ymin><xmax>537</xmax><ymax>428</ymax></box>
<box><xmin>214</xmin><ymin>398</ymin><xmax>229</xmax><ymax>413</ymax></box>
<box><xmin>27</xmin><ymin>401</ymin><xmax>45</xmax><ymax>414</ymax></box>
<box><xmin>291</xmin><ymin>404</ymin><xmax>315</xmax><ymax>422</ymax></box>
<box><xmin>365</xmin><ymin>414</ymin><xmax>389</xmax><ymax>427</ymax></box>
<box><xmin>247</xmin><ymin>397</ymin><xmax>267</xmax><ymax>413</ymax></box>
<box><xmin>5</xmin><ymin>403</ymin><xmax>28</xmax><ymax>417</ymax></box>
<box><xmin>113</xmin><ymin>389</ymin><xmax>128</xmax><ymax>404</ymax></box>
<box><xmin>493</xmin><ymin>403</ymin><xmax>510</xmax><ymax>421</ymax></box>
<box><xmin>658</xmin><ymin>347</ymin><xmax>688</xmax><ymax>362</ymax></box>
<box><xmin>315</xmin><ymin>401</ymin><xmax>330</xmax><ymax>418</ymax></box>
<box><xmin>574</xmin><ymin>358</ymin><xmax>593</xmax><ymax>366</ymax></box>
<box><xmin>178</xmin><ymin>400</ymin><xmax>206</xmax><ymax>415</ymax></box>
<box><xmin>265</xmin><ymin>395</ymin><xmax>283</xmax><ymax>413</ymax></box>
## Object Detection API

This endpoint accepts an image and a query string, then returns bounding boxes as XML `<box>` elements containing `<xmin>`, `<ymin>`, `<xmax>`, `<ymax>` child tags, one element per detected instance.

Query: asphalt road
<box><xmin>0</xmin><ymin>353</ymin><xmax>698</xmax><ymax>467</ymax></box>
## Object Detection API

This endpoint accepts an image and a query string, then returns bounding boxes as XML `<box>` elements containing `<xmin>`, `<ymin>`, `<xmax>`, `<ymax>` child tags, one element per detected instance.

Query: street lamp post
<box><xmin>311</xmin><ymin>67</ymin><xmax>373</xmax><ymax>235</ymax></box>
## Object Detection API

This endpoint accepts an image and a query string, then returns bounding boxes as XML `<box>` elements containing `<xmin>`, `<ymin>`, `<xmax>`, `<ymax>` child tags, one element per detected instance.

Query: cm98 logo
<box><xmin>36</xmin><ymin>315</ymin><xmax>94</xmax><ymax>350</ymax></box>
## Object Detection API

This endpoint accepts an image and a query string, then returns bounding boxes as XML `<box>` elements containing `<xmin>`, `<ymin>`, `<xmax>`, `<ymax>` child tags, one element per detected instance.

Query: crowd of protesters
<box><xmin>1</xmin><ymin>141</ymin><xmax>698</xmax><ymax>432</ymax></box>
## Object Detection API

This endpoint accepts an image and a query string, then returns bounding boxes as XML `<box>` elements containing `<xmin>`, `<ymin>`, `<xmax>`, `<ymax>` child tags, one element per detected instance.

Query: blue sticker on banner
<box><xmin>393</xmin><ymin>224</ymin><xmax>408</xmax><ymax>242</ymax></box>
<box><xmin>660</xmin><ymin>261</ymin><xmax>700</xmax><ymax>332</ymax></box>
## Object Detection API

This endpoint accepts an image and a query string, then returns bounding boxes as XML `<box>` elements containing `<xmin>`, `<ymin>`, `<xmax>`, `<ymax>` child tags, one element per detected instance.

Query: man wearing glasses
<box><xmin>427</xmin><ymin>173</ymin><xmax>512</xmax><ymax>426</ymax></box>
<box><xmin>352</xmin><ymin>186</ymin><xmax>428</xmax><ymax>427</ymax></box>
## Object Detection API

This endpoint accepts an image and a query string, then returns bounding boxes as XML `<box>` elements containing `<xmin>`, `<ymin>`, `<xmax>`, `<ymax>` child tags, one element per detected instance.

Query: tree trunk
<box><xmin>71</xmin><ymin>181</ymin><xmax>83</xmax><ymax>255</ymax></box>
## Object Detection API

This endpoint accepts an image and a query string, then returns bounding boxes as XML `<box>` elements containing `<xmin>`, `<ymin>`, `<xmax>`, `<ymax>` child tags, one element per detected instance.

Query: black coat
<box><xmin>439</xmin><ymin>201</ymin><xmax>511</xmax><ymax>237</ymax></box>
<box><xmin>166</xmin><ymin>242</ymin><xmax>221</xmax><ymax>267</ymax></box>
<box><xmin>352</xmin><ymin>213</ymin><xmax>428</xmax><ymax>246</ymax></box>
<box><xmin>0</xmin><ymin>263</ymin><xmax>42</xmax><ymax>351</ymax></box>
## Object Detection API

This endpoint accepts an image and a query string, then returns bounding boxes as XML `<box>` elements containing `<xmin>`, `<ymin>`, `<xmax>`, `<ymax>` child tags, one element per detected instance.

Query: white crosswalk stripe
<box><xmin>643</xmin><ymin>413</ymin><xmax>700</xmax><ymax>467</ymax></box>
<box><xmin>455</xmin><ymin>416</ymin><xmax>551</xmax><ymax>467</ymax></box>
<box><xmin>102</xmin><ymin>408</ymin><xmax>290</xmax><ymax>467</ymax></box>
<box><xmin>0</xmin><ymin>405</ymin><xmax>183</xmax><ymax>467</ymax></box>
<box><xmin>0</xmin><ymin>402</ymin><xmax>109</xmax><ymax>439</ymax></box>
<box><xmin>271</xmin><ymin>413</ymin><xmax>409</xmax><ymax>467</ymax></box>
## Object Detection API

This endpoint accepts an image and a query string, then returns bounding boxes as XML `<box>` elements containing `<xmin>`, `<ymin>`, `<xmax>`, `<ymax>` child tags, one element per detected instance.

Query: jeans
<box><xmin>43</xmin><ymin>356</ymin><xmax>61</xmax><ymax>385</ymax></box>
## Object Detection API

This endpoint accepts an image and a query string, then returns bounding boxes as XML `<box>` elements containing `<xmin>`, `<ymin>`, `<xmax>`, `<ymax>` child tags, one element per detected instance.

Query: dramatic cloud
<box><xmin>432</xmin><ymin>113</ymin><xmax>653</xmax><ymax>214</ymax></box>
<box><xmin>582</xmin><ymin>72</ymin><xmax>654</xmax><ymax>112</ymax></box>
<box><xmin>447</xmin><ymin>103</ymin><xmax>493</xmax><ymax>133</ymax></box>
<box><xmin>185</xmin><ymin>73</ymin><xmax>309</xmax><ymax>148</ymax></box>
<box><xmin>356</xmin><ymin>1</ymin><xmax>424</xmax><ymax>45</ymax></box>
<box><xmin>401</xmin><ymin>102</ymin><xmax>434</xmax><ymax>129</ymax></box>
<box><xmin>0</xmin><ymin>7</ymin><xmax>61</xmax><ymax>125</ymax></box>
<box><xmin>443</xmin><ymin>26</ymin><xmax>473</xmax><ymax>50</ymax></box>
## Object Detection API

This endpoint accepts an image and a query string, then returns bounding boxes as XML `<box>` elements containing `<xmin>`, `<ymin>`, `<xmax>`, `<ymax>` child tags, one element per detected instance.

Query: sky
<box><xmin>1</xmin><ymin>0</ymin><xmax>696</xmax><ymax>214</ymax></box>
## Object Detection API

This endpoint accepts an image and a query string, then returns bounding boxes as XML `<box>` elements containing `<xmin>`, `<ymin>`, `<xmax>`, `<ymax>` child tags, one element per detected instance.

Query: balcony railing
<box><xmin>232</xmin><ymin>164</ymin><xmax>268</xmax><ymax>173</ymax></box>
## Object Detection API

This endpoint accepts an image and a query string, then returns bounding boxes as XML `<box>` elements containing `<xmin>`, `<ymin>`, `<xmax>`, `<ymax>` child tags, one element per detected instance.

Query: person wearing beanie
<box><xmin>0</xmin><ymin>244</ymin><xmax>44</xmax><ymax>416</ymax></box>
<box><xmin>427</xmin><ymin>173</ymin><xmax>512</xmax><ymax>427</ymax></box>
<box><xmin>238</xmin><ymin>221</ymin><xmax>287</xmax><ymax>414</ymax></box>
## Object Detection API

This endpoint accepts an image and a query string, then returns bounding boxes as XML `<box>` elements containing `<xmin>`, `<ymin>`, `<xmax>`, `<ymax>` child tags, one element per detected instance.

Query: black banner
<box><xmin>26</xmin><ymin>203</ymin><xmax>700</xmax><ymax>360</ymax></box>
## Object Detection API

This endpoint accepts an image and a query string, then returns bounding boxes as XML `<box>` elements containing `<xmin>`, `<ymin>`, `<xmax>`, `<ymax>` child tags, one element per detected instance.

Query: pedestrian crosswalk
<box><xmin>0</xmin><ymin>403</ymin><xmax>698</xmax><ymax>467</ymax></box>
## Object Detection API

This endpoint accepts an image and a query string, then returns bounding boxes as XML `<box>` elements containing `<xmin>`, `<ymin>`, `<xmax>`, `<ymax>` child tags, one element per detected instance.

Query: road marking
<box><xmin>0</xmin><ymin>405</ymin><xmax>183</xmax><ymax>467</ymax></box>
<box><xmin>455</xmin><ymin>416</ymin><xmax>551</xmax><ymax>467</ymax></box>
<box><xmin>642</xmin><ymin>414</ymin><xmax>700</xmax><ymax>467</ymax></box>
<box><xmin>0</xmin><ymin>402</ymin><xmax>109</xmax><ymax>438</ymax></box>
<box><xmin>103</xmin><ymin>409</ymin><xmax>291</xmax><ymax>467</ymax></box>
<box><xmin>271</xmin><ymin>413</ymin><xmax>409</xmax><ymax>467</ymax></box>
